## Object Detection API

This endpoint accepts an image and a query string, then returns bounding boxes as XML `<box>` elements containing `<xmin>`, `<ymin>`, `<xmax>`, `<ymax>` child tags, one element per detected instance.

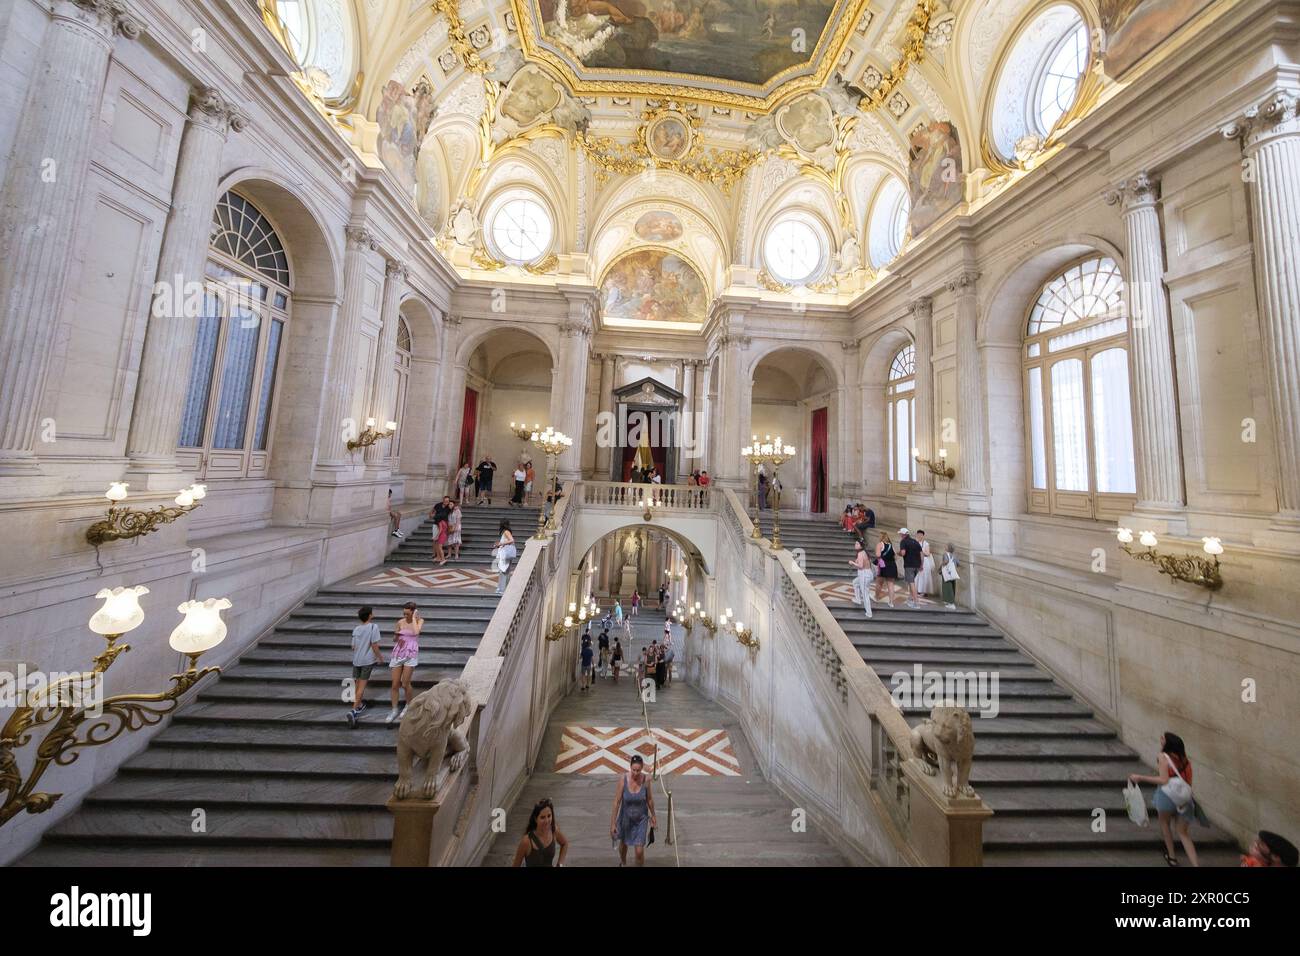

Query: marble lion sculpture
<box><xmin>909</xmin><ymin>704</ymin><xmax>976</xmax><ymax>798</ymax></box>
<box><xmin>394</xmin><ymin>679</ymin><xmax>474</xmax><ymax>801</ymax></box>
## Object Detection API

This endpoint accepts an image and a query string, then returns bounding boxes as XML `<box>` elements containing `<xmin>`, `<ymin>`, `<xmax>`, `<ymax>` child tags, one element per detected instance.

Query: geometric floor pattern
<box><xmin>353</xmin><ymin>565</ymin><xmax>498</xmax><ymax>591</ymax></box>
<box><xmin>554</xmin><ymin>725</ymin><xmax>741</xmax><ymax>777</ymax></box>
<box><xmin>810</xmin><ymin>579</ymin><xmax>938</xmax><ymax>606</ymax></box>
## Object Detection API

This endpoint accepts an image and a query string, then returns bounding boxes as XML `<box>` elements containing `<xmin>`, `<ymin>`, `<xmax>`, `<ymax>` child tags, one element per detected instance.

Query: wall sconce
<box><xmin>510</xmin><ymin>421</ymin><xmax>540</xmax><ymax>441</ymax></box>
<box><xmin>719</xmin><ymin>607</ymin><xmax>758</xmax><ymax>650</ymax></box>
<box><xmin>1116</xmin><ymin>527</ymin><xmax>1224</xmax><ymax>591</ymax></box>
<box><xmin>86</xmin><ymin>482</ymin><xmax>207</xmax><ymax>547</ymax></box>
<box><xmin>0</xmin><ymin>586</ymin><xmax>227</xmax><ymax>829</ymax></box>
<box><xmin>548</xmin><ymin>598</ymin><xmax>599</xmax><ymax>642</ymax></box>
<box><xmin>683</xmin><ymin>601</ymin><xmax>716</xmax><ymax>637</ymax></box>
<box><xmin>913</xmin><ymin>447</ymin><xmax>955</xmax><ymax>480</ymax></box>
<box><xmin>347</xmin><ymin>418</ymin><xmax>397</xmax><ymax>452</ymax></box>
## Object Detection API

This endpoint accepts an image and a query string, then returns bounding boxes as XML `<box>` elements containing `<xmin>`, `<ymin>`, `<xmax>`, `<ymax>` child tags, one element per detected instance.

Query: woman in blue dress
<box><xmin>609</xmin><ymin>754</ymin><xmax>657</xmax><ymax>866</ymax></box>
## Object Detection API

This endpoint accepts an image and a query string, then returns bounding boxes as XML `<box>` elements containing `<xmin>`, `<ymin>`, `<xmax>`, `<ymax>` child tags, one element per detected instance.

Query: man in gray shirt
<box><xmin>348</xmin><ymin>606</ymin><xmax>383</xmax><ymax>727</ymax></box>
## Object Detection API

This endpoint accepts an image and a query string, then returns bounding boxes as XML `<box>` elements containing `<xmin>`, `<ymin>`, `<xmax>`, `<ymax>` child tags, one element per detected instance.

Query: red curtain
<box><xmin>811</xmin><ymin>407</ymin><xmax>828</xmax><ymax>513</ymax></box>
<box><xmin>457</xmin><ymin>387</ymin><xmax>478</xmax><ymax>469</ymax></box>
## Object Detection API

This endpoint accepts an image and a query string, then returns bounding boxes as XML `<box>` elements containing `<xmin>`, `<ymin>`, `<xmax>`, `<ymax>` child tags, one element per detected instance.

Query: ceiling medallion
<box><xmin>577</xmin><ymin>103</ymin><xmax>760</xmax><ymax>193</ymax></box>
<box><xmin>507</xmin><ymin>0</ymin><xmax>928</xmax><ymax>115</ymax></box>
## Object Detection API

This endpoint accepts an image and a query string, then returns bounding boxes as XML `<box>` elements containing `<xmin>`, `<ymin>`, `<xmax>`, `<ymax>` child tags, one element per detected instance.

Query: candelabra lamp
<box><xmin>347</xmin><ymin>418</ymin><xmax>397</xmax><ymax>452</ymax></box>
<box><xmin>719</xmin><ymin>607</ymin><xmax>758</xmax><ymax>650</ymax></box>
<box><xmin>1116</xmin><ymin>528</ymin><xmax>1224</xmax><ymax>591</ymax></box>
<box><xmin>530</xmin><ymin>426</ymin><xmax>572</xmax><ymax>538</ymax></box>
<box><xmin>86</xmin><ymin>482</ymin><xmax>207</xmax><ymax>548</ymax></box>
<box><xmin>752</xmin><ymin>435</ymin><xmax>795</xmax><ymax>550</ymax></box>
<box><xmin>510</xmin><ymin>421</ymin><xmax>540</xmax><ymax>441</ymax></box>
<box><xmin>741</xmin><ymin>441</ymin><xmax>763</xmax><ymax>539</ymax></box>
<box><xmin>913</xmin><ymin>446</ymin><xmax>955</xmax><ymax>480</ymax></box>
<box><xmin>547</xmin><ymin>598</ymin><xmax>599</xmax><ymax>641</ymax></box>
<box><xmin>0</xmin><ymin>587</ymin><xmax>229</xmax><ymax>829</ymax></box>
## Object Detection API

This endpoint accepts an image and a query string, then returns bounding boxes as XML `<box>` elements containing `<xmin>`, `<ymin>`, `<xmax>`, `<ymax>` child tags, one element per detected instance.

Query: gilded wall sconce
<box><xmin>1116</xmin><ymin>527</ymin><xmax>1224</xmax><ymax>591</ymax></box>
<box><xmin>913</xmin><ymin>447</ymin><xmax>955</xmax><ymax>480</ymax></box>
<box><xmin>347</xmin><ymin>418</ymin><xmax>397</xmax><ymax>452</ymax></box>
<box><xmin>85</xmin><ymin>482</ymin><xmax>207</xmax><ymax>547</ymax></box>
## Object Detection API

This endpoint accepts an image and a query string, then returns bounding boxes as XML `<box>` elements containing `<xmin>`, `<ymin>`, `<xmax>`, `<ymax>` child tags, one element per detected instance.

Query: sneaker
<box><xmin>397</xmin><ymin>706</ymin><xmax>407</xmax><ymax>720</ymax></box>
<box><xmin>355</xmin><ymin>701</ymin><xmax>369</xmax><ymax>714</ymax></box>
<box><xmin>385</xmin><ymin>707</ymin><xmax>399</xmax><ymax>725</ymax></box>
<box><xmin>945</xmin><ymin>603</ymin><xmax>956</xmax><ymax>610</ymax></box>
<box><xmin>346</xmin><ymin>710</ymin><xmax>358</xmax><ymax>729</ymax></box>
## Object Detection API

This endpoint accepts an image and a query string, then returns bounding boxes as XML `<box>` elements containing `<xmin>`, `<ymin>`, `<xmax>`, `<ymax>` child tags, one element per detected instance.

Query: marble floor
<box><xmin>479</xmin><ymin>616</ymin><xmax>849</xmax><ymax>867</ymax></box>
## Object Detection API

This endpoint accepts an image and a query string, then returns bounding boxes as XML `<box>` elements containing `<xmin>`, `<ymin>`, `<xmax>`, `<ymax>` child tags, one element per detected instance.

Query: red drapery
<box><xmin>457</xmin><ymin>387</ymin><xmax>478</xmax><ymax>469</ymax></box>
<box><xmin>811</xmin><ymin>407</ymin><xmax>828</xmax><ymax>513</ymax></box>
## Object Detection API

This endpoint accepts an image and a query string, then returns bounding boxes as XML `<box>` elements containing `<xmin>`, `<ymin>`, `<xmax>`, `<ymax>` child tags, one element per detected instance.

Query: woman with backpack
<box><xmin>1128</xmin><ymin>731</ymin><xmax>1201</xmax><ymax>866</ymax></box>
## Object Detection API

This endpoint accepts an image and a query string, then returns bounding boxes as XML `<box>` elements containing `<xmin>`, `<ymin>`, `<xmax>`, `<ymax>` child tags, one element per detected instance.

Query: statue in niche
<box><xmin>394</xmin><ymin>679</ymin><xmax>474</xmax><ymax>800</ymax></box>
<box><xmin>621</xmin><ymin>531</ymin><xmax>641</xmax><ymax>567</ymax></box>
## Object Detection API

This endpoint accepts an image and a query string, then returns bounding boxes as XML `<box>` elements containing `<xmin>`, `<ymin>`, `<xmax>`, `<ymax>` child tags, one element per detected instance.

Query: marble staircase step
<box><xmin>125</xmin><ymin>744</ymin><xmax>400</xmax><ymax>775</ymax></box>
<box><xmin>16</xmin><ymin>844</ymin><xmax>393</xmax><ymax>867</ymax></box>
<box><xmin>89</xmin><ymin>771</ymin><xmax>393</xmax><ymax>807</ymax></box>
<box><xmin>160</xmin><ymin>719</ymin><xmax>404</xmax><ymax>747</ymax></box>
<box><xmin>217</xmin><ymin>662</ymin><xmax>459</xmax><ymax>682</ymax></box>
<box><xmin>982</xmin><ymin>846</ymin><xmax>1244</xmax><ymax>867</ymax></box>
<box><xmin>44</xmin><ymin>805</ymin><xmax>393</xmax><ymax>843</ymax></box>
<box><xmin>983</xmin><ymin>815</ymin><xmax>1239</xmax><ymax>850</ymax></box>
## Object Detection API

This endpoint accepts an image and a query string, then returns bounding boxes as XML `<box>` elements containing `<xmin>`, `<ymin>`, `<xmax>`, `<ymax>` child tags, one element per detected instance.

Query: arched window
<box><xmin>391</xmin><ymin>316</ymin><xmax>412</xmax><ymax>458</ymax></box>
<box><xmin>887</xmin><ymin>344</ymin><xmax>916</xmax><ymax>491</ymax></box>
<box><xmin>177</xmin><ymin>191</ymin><xmax>292</xmax><ymax>479</ymax></box>
<box><xmin>272</xmin><ymin>0</ymin><xmax>357</xmax><ymax>100</ymax></box>
<box><xmin>1024</xmin><ymin>256</ymin><xmax>1136</xmax><ymax>518</ymax></box>
<box><xmin>990</xmin><ymin>4</ymin><xmax>1090</xmax><ymax>160</ymax></box>
<box><xmin>868</xmin><ymin>177</ymin><xmax>910</xmax><ymax>269</ymax></box>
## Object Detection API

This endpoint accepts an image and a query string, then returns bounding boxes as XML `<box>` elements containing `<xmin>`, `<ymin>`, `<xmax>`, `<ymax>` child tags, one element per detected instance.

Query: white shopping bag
<box><xmin>1123</xmin><ymin>781</ymin><xmax>1149</xmax><ymax>827</ymax></box>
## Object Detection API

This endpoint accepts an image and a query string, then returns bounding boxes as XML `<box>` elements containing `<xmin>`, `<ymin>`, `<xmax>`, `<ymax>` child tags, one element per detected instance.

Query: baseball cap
<box><xmin>899</xmin><ymin>527</ymin><xmax>909</xmax><ymax>535</ymax></box>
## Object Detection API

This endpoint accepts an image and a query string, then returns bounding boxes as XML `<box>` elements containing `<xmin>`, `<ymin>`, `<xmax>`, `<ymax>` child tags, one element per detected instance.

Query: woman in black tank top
<box><xmin>511</xmin><ymin>799</ymin><xmax>569</xmax><ymax>867</ymax></box>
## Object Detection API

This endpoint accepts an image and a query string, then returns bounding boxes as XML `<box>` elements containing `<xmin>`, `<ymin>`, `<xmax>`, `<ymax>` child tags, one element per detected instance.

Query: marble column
<box><xmin>714</xmin><ymin>331</ymin><xmax>750</xmax><ymax>487</ymax></box>
<box><xmin>594</xmin><ymin>353</ymin><xmax>615</xmax><ymax>480</ymax></box>
<box><xmin>428</xmin><ymin>314</ymin><xmax>463</xmax><ymax>484</ymax></box>
<box><xmin>126</xmin><ymin>86</ymin><xmax>248</xmax><ymax>486</ymax></box>
<box><xmin>1223</xmin><ymin>91</ymin><xmax>1300</xmax><ymax>524</ymax></box>
<box><xmin>689</xmin><ymin>359</ymin><xmax>706</xmax><ymax>470</ymax></box>
<box><xmin>365</xmin><ymin>259</ymin><xmax>408</xmax><ymax>467</ymax></box>
<box><xmin>911</xmin><ymin>297</ymin><xmax>936</xmax><ymax>493</ymax></box>
<box><xmin>317</xmin><ymin>225</ymin><xmax>379</xmax><ymax>469</ymax></box>
<box><xmin>551</xmin><ymin>301</ymin><xmax>593</xmax><ymax>482</ymax></box>
<box><xmin>839</xmin><ymin>341</ymin><xmax>861</xmax><ymax>502</ymax></box>
<box><xmin>677</xmin><ymin>358</ymin><xmax>693</xmax><ymax>482</ymax></box>
<box><xmin>1104</xmin><ymin>173</ymin><xmax>1186</xmax><ymax>512</ymax></box>
<box><xmin>0</xmin><ymin>0</ymin><xmax>143</xmax><ymax>476</ymax></box>
<box><xmin>948</xmin><ymin>272</ymin><xmax>987</xmax><ymax>498</ymax></box>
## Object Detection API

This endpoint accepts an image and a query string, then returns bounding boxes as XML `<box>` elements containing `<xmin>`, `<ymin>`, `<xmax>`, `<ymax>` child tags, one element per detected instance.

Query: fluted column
<box><xmin>1104</xmin><ymin>173</ymin><xmax>1185</xmax><ymax>512</ymax></box>
<box><xmin>551</xmin><ymin>303</ymin><xmax>593</xmax><ymax>481</ymax></box>
<box><xmin>1223</xmin><ymin>92</ymin><xmax>1300</xmax><ymax>524</ymax></box>
<box><xmin>364</xmin><ymin>259</ymin><xmax>408</xmax><ymax>467</ymax></box>
<box><xmin>911</xmin><ymin>297</ymin><xmax>935</xmax><ymax>493</ymax></box>
<box><xmin>838</xmin><ymin>341</ymin><xmax>861</xmax><ymax>502</ymax></box>
<box><xmin>948</xmin><ymin>272</ymin><xmax>987</xmax><ymax>498</ymax></box>
<box><xmin>689</xmin><ymin>359</ymin><xmax>705</xmax><ymax>469</ymax></box>
<box><xmin>714</xmin><ymin>330</ymin><xmax>750</xmax><ymax>487</ymax></box>
<box><xmin>317</xmin><ymin>225</ymin><xmax>379</xmax><ymax>469</ymax></box>
<box><xmin>126</xmin><ymin>86</ymin><xmax>248</xmax><ymax>485</ymax></box>
<box><xmin>428</xmin><ymin>314</ymin><xmax>463</xmax><ymax>482</ymax></box>
<box><xmin>0</xmin><ymin>0</ymin><xmax>143</xmax><ymax>476</ymax></box>
<box><xmin>594</xmin><ymin>353</ymin><xmax>615</xmax><ymax>479</ymax></box>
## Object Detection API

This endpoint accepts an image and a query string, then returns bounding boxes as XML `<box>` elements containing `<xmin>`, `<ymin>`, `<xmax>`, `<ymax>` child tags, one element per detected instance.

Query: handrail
<box><xmin>639</xmin><ymin>677</ymin><xmax>680</xmax><ymax>866</ymax></box>
<box><xmin>582</xmin><ymin>480</ymin><xmax>712</xmax><ymax>511</ymax></box>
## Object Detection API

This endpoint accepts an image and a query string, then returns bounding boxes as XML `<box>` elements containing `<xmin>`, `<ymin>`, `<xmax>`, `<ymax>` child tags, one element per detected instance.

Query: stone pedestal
<box><xmin>619</xmin><ymin>564</ymin><xmax>639</xmax><ymax>598</ymax></box>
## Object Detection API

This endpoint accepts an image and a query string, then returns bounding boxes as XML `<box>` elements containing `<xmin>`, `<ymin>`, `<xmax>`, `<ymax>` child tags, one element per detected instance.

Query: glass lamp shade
<box><xmin>89</xmin><ymin>585</ymin><xmax>149</xmax><ymax>635</ymax></box>
<box><xmin>365</xmin><ymin>417</ymin><xmax>377</xmax><ymax>428</ymax></box>
<box><xmin>1139</xmin><ymin>531</ymin><xmax>1159</xmax><ymax>548</ymax></box>
<box><xmin>564</xmin><ymin>616</ymin><xmax>573</xmax><ymax>628</ymax></box>
<box><xmin>169</xmin><ymin>597</ymin><xmax>232</xmax><ymax>656</ymax></box>
<box><xmin>568</xmin><ymin>602</ymin><xmax>577</xmax><ymax>613</ymax></box>
<box><xmin>189</xmin><ymin>484</ymin><xmax>207</xmax><ymax>501</ymax></box>
<box><xmin>385</xmin><ymin>421</ymin><xmax>397</xmax><ymax>432</ymax></box>
<box><xmin>938</xmin><ymin>448</ymin><xmax>947</xmax><ymax>459</ymax></box>
<box><xmin>1202</xmin><ymin>537</ymin><xmax>1224</xmax><ymax>556</ymax></box>
<box><xmin>175</xmin><ymin>489</ymin><xmax>195</xmax><ymax>507</ymax></box>
<box><xmin>106</xmin><ymin>482</ymin><xmax>129</xmax><ymax>503</ymax></box>
<box><xmin>1116</xmin><ymin>527</ymin><xmax>1134</xmax><ymax>544</ymax></box>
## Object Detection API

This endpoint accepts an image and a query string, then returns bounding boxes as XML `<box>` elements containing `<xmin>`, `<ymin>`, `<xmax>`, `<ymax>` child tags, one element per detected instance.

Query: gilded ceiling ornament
<box><xmin>757</xmin><ymin>271</ymin><xmax>792</xmax><ymax>294</ymax></box>
<box><xmin>524</xmin><ymin>253</ymin><xmax>560</xmax><ymax>275</ymax></box>
<box><xmin>856</xmin><ymin>0</ymin><xmax>937</xmax><ymax>115</ymax></box>
<box><xmin>429</xmin><ymin>0</ymin><xmax>489</xmax><ymax>75</ymax></box>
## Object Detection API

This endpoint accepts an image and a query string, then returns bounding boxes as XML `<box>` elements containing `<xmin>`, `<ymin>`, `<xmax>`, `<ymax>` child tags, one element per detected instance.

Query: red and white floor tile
<box><xmin>554</xmin><ymin>725</ymin><xmax>741</xmax><ymax>776</ymax></box>
<box><xmin>353</xmin><ymin>566</ymin><xmax>498</xmax><ymax>591</ymax></box>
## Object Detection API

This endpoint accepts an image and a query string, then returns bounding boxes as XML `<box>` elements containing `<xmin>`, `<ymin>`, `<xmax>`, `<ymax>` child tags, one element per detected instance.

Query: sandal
<box><xmin>1163</xmin><ymin>851</ymin><xmax>1179</xmax><ymax>866</ymax></box>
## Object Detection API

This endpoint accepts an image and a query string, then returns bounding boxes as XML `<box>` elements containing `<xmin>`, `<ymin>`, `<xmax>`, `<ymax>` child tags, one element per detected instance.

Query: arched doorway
<box><xmin>749</xmin><ymin>349</ymin><xmax>839</xmax><ymax>513</ymax></box>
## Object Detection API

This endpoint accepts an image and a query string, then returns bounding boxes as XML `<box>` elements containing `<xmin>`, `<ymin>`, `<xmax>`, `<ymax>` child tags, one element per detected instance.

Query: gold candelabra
<box><xmin>547</xmin><ymin>598</ymin><xmax>600</xmax><ymax>642</ymax></box>
<box><xmin>719</xmin><ymin>607</ymin><xmax>758</xmax><ymax>650</ymax></box>
<box><xmin>347</xmin><ymin>417</ymin><xmax>397</xmax><ymax>452</ymax></box>
<box><xmin>744</xmin><ymin>435</ymin><xmax>795</xmax><ymax>550</ymax></box>
<box><xmin>530</xmin><ymin>426</ymin><xmax>572</xmax><ymax>538</ymax></box>
<box><xmin>913</xmin><ymin>446</ymin><xmax>955</xmax><ymax>480</ymax></box>
<box><xmin>1</xmin><ymin>587</ymin><xmax>229</xmax><ymax>829</ymax></box>
<box><xmin>86</xmin><ymin>482</ymin><xmax>207</xmax><ymax>547</ymax></box>
<box><xmin>675</xmin><ymin>601</ymin><xmax>715</xmax><ymax>637</ymax></box>
<box><xmin>1116</xmin><ymin>528</ymin><xmax>1224</xmax><ymax>591</ymax></box>
<box><xmin>741</xmin><ymin>443</ymin><xmax>763</xmax><ymax>538</ymax></box>
<box><xmin>510</xmin><ymin>420</ymin><xmax>539</xmax><ymax>441</ymax></box>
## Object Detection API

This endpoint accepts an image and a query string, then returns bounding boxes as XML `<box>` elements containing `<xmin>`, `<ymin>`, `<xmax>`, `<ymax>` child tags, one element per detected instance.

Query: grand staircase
<box><xmin>19</xmin><ymin>583</ymin><xmax>499</xmax><ymax>866</ymax></box>
<box><xmin>388</xmin><ymin>502</ymin><xmax>540</xmax><ymax>569</ymax></box>
<box><xmin>760</xmin><ymin>510</ymin><xmax>1241</xmax><ymax>866</ymax></box>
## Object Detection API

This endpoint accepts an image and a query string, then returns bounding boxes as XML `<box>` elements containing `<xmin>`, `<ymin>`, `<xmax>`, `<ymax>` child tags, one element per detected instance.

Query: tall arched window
<box><xmin>887</xmin><ymin>344</ymin><xmax>916</xmax><ymax>492</ymax></box>
<box><xmin>391</xmin><ymin>316</ymin><xmax>412</xmax><ymax>458</ymax></box>
<box><xmin>1024</xmin><ymin>256</ymin><xmax>1136</xmax><ymax>519</ymax></box>
<box><xmin>177</xmin><ymin>191</ymin><xmax>292</xmax><ymax>479</ymax></box>
<box><xmin>868</xmin><ymin>176</ymin><xmax>910</xmax><ymax>269</ymax></box>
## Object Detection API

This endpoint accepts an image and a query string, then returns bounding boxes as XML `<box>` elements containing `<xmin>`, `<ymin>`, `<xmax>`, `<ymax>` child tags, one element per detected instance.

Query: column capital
<box><xmin>58</xmin><ymin>0</ymin><xmax>144</xmax><ymax>40</ymax></box>
<box><xmin>1103</xmin><ymin>172</ymin><xmax>1161</xmax><ymax>212</ymax></box>
<box><xmin>719</xmin><ymin>333</ymin><xmax>751</xmax><ymax>349</ymax></box>
<box><xmin>345</xmin><ymin>224</ymin><xmax>380</xmax><ymax>252</ymax></box>
<box><xmin>840</xmin><ymin>339</ymin><xmax>860</xmax><ymax>352</ymax></box>
<box><xmin>440</xmin><ymin>313</ymin><xmax>463</xmax><ymax>328</ymax></box>
<box><xmin>189</xmin><ymin>85</ymin><xmax>249</xmax><ymax>137</ymax></box>
<box><xmin>911</xmin><ymin>295</ymin><xmax>933</xmax><ymax>320</ymax></box>
<box><xmin>945</xmin><ymin>270</ymin><xmax>980</xmax><ymax>296</ymax></box>
<box><xmin>385</xmin><ymin>258</ymin><xmax>409</xmax><ymax>280</ymax></box>
<box><xmin>1221</xmin><ymin>90</ymin><xmax>1300</xmax><ymax>149</ymax></box>
<box><xmin>559</xmin><ymin>318</ymin><xmax>592</xmax><ymax>339</ymax></box>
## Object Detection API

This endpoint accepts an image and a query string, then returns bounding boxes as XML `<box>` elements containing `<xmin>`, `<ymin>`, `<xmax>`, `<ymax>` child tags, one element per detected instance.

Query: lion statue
<box><xmin>909</xmin><ymin>704</ymin><xmax>976</xmax><ymax>798</ymax></box>
<box><xmin>394</xmin><ymin>679</ymin><xmax>474</xmax><ymax>801</ymax></box>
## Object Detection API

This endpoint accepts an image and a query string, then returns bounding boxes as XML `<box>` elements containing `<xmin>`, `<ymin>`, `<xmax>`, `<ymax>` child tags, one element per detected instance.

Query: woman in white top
<box><xmin>492</xmin><ymin>520</ymin><xmax>516</xmax><ymax>595</ymax></box>
<box><xmin>850</xmin><ymin>539</ymin><xmax>874</xmax><ymax>618</ymax></box>
<box><xmin>915</xmin><ymin>531</ymin><xmax>936</xmax><ymax>597</ymax></box>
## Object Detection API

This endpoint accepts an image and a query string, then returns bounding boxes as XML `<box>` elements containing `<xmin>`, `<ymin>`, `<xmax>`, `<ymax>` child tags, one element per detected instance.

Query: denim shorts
<box><xmin>904</xmin><ymin>567</ymin><xmax>919</xmax><ymax>583</ymax></box>
<box><xmin>1153</xmin><ymin>786</ymin><xmax>1194</xmax><ymax>820</ymax></box>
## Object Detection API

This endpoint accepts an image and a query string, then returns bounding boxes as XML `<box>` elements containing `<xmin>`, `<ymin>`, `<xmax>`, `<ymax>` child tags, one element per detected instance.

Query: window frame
<box><xmin>886</xmin><ymin>344</ymin><xmax>917</xmax><ymax>496</ymax></box>
<box><xmin>483</xmin><ymin>188</ymin><xmax>556</xmax><ymax>266</ymax></box>
<box><xmin>1022</xmin><ymin>255</ymin><xmax>1136</xmax><ymax>521</ymax></box>
<box><xmin>762</xmin><ymin>214</ymin><xmax>828</xmax><ymax>286</ymax></box>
